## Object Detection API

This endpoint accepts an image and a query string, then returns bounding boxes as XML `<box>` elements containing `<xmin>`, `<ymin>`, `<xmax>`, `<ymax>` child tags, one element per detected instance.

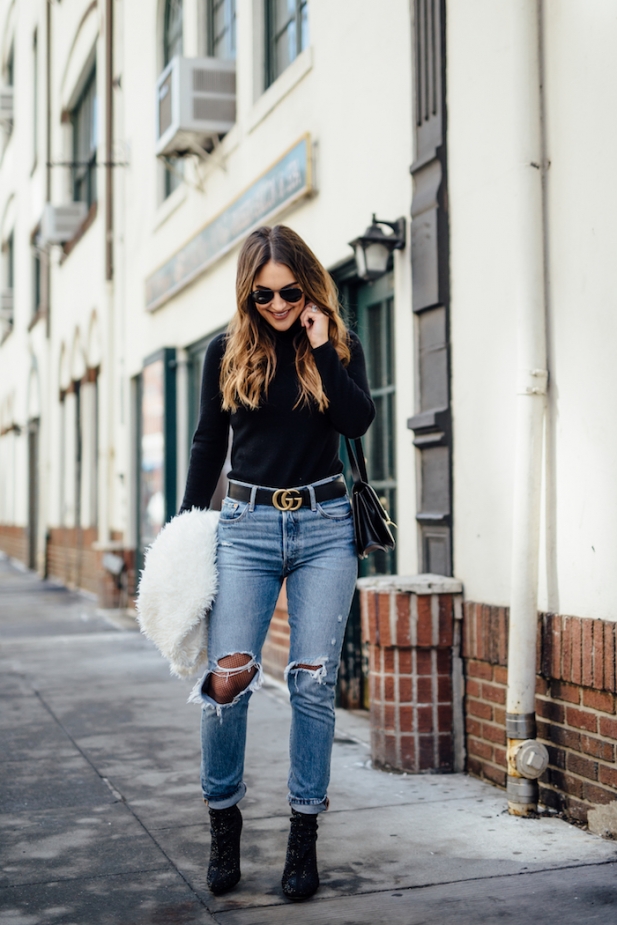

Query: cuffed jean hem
<box><xmin>288</xmin><ymin>795</ymin><xmax>329</xmax><ymax>815</ymax></box>
<box><xmin>204</xmin><ymin>781</ymin><xmax>247</xmax><ymax>810</ymax></box>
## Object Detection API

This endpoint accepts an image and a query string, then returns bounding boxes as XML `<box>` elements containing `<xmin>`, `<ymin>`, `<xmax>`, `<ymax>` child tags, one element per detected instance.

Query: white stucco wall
<box><xmin>538</xmin><ymin>0</ymin><xmax>617</xmax><ymax>621</ymax></box>
<box><xmin>448</xmin><ymin>0</ymin><xmax>617</xmax><ymax>621</ymax></box>
<box><xmin>117</xmin><ymin>0</ymin><xmax>417</xmax><ymax>567</ymax></box>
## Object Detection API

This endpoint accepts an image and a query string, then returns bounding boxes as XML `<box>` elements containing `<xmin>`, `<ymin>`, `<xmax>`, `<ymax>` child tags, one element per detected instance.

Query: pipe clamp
<box><xmin>506</xmin><ymin>712</ymin><xmax>536</xmax><ymax>739</ymax></box>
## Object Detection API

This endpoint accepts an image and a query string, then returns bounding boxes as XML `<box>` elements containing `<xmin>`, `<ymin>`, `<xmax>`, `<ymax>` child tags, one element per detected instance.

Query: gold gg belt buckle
<box><xmin>272</xmin><ymin>488</ymin><xmax>303</xmax><ymax>511</ymax></box>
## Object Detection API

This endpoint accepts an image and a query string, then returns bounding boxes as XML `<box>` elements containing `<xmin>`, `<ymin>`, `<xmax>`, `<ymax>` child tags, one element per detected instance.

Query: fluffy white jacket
<box><xmin>135</xmin><ymin>508</ymin><xmax>219</xmax><ymax>678</ymax></box>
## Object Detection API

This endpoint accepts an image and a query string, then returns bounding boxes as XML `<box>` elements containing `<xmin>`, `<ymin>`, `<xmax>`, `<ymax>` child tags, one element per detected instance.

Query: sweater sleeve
<box><xmin>179</xmin><ymin>334</ymin><xmax>230</xmax><ymax>512</ymax></box>
<box><xmin>311</xmin><ymin>332</ymin><xmax>375</xmax><ymax>438</ymax></box>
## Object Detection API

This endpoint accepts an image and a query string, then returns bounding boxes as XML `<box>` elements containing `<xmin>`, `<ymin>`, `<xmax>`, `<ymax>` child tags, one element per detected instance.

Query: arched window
<box><xmin>162</xmin><ymin>0</ymin><xmax>183</xmax><ymax>197</ymax></box>
<box><xmin>164</xmin><ymin>0</ymin><xmax>183</xmax><ymax>65</ymax></box>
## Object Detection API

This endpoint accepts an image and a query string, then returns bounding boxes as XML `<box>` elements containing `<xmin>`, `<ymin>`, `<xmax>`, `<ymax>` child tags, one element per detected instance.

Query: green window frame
<box><xmin>356</xmin><ymin>275</ymin><xmax>397</xmax><ymax>578</ymax></box>
<box><xmin>265</xmin><ymin>0</ymin><xmax>309</xmax><ymax>89</ymax></box>
<box><xmin>208</xmin><ymin>0</ymin><xmax>236</xmax><ymax>60</ymax></box>
<box><xmin>163</xmin><ymin>0</ymin><xmax>184</xmax><ymax>199</ymax></box>
<box><xmin>332</xmin><ymin>265</ymin><xmax>397</xmax><ymax>711</ymax></box>
<box><xmin>71</xmin><ymin>67</ymin><xmax>97</xmax><ymax>209</ymax></box>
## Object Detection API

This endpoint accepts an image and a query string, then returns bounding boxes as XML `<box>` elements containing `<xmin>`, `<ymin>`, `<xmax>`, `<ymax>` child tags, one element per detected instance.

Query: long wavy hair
<box><xmin>220</xmin><ymin>225</ymin><xmax>350</xmax><ymax>413</ymax></box>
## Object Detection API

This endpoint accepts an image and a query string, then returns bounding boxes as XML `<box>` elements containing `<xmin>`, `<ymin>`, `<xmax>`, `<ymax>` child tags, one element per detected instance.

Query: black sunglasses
<box><xmin>250</xmin><ymin>286</ymin><xmax>304</xmax><ymax>305</ymax></box>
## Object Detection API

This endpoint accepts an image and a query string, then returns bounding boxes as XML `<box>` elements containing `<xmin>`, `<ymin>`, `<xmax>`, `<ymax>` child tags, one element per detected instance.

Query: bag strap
<box><xmin>345</xmin><ymin>437</ymin><xmax>369</xmax><ymax>486</ymax></box>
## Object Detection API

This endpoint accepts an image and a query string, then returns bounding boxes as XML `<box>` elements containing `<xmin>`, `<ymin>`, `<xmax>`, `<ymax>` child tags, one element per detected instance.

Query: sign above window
<box><xmin>145</xmin><ymin>134</ymin><xmax>313</xmax><ymax>312</ymax></box>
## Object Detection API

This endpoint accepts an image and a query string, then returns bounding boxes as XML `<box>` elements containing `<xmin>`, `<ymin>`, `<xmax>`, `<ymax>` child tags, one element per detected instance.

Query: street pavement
<box><xmin>1</xmin><ymin>552</ymin><xmax>616</xmax><ymax>925</ymax></box>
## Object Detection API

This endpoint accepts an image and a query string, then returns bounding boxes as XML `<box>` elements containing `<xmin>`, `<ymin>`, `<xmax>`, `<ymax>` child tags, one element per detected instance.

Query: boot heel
<box><xmin>207</xmin><ymin>804</ymin><xmax>242</xmax><ymax>895</ymax></box>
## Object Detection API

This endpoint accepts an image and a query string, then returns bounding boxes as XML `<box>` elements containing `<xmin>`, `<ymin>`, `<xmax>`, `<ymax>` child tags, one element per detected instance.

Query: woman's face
<box><xmin>251</xmin><ymin>260</ymin><xmax>306</xmax><ymax>331</ymax></box>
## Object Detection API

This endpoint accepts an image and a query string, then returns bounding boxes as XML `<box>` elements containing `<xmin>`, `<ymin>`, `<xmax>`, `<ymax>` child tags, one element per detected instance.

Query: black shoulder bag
<box><xmin>345</xmin><ymin>437</ymin><xmax>396</xmax><ymax>560</ymax></box>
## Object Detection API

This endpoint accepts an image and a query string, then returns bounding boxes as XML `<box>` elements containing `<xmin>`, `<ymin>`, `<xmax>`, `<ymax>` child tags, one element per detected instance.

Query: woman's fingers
<box><xmin>301</xmin><ymin>304</ymin><xmax>329</xmax><ymax>348</ymax></box>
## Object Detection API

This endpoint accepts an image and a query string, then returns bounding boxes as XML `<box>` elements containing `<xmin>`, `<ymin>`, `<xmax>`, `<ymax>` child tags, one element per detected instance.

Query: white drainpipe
<box><xmin>505</xmin><ymin>0</ymin><xmax>549</xmax><ymax>815</ymax></box>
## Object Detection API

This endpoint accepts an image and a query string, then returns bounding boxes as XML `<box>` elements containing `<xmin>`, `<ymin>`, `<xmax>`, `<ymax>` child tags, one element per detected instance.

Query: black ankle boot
<box><xmin>281</xmin><ymin>809</ymin><xmax>320</xmax><ymax>900</ymax></box>
<box><xmin>207</xmin><ymin>804</ymin><xmax>242</xmax><ymax>895</ymax></box>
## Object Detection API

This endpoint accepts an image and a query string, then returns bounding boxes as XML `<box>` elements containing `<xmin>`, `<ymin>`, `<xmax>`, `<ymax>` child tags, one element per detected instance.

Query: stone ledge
<box><xmin>357</xmin><ymin>573</ymin><xmax>463</xmax><ymax>596</ymax></box>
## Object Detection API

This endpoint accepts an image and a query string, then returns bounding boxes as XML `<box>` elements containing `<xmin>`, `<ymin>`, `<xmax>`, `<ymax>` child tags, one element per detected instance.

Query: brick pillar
<box><xmin>358</xmin><ymin>575</ymin><xmax>464</xmax><ymax>773</ymax></box>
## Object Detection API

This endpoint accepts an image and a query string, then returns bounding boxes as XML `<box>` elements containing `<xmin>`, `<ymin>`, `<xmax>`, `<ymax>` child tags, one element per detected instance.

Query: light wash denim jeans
<box><xmin>194</xmin><ymin>475</ymin><xmax>358</xmax><ymax>815</ymax></box>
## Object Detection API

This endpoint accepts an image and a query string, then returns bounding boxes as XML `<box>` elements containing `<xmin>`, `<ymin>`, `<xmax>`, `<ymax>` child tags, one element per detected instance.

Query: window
<box><xmin>357</xmin><ymin>276</ymin><xmax>397</xmax><ymax>578</ymax></box>
<box><xmin>72</xmin><ymin>67</ymin><xmax>97</xmax><ymax>209</ymax></box>
<box><xmin>137</xmin><ymin>349</ymin><xmax>177</xmax><ymax>559</ymax></box>
<box><xmin>163</xmin><ymin>0</ymin><xmax>183</xmax><ymax>198</ymax></box>
<box><xmin>5</xmin><ymin>232</ymin><xmax>14</xmax><ymax>292</ymax></box>
<box><xmin>32</xmin><ymin>247</ymin><xmax>42</xmax><ymax>318</ymax></box>
<box><xmin>164</xmin><ymin>0</ymin><xmax>184</xmax><ymax>64</ymax></box>
<box><xmin>33</xmin><ymin>30</ymin><xmax>38</xmax><ymax>164</ymax></box>
<box><xmin>208</xmin><ymin>0</ymin><xmax>236</xmax><ymax>60</ymax></box>
<box><xmin>4</xmin><ymin>42</ymin><xmax>14</xmax><ymax>140</ymax></box>
<box><xmin>1</xmin><ymin>232</ymin><xmax>15</xmax><ymax>332</ymax></box>
<box><xmin>6</xmin><ymin>43</ymin><xmax>14</xmax><ymax>85</ymax></box>
<box><xmin>265</xmin><ymin>0</ymin><xmax>309</xmax><ymax>88</ymax></box>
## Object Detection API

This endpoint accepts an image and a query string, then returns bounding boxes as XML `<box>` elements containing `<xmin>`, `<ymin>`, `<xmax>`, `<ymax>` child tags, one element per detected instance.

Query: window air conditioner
<box><xmin>40</xmin><ymin>202</ymin><xmax>88</xmax><ymax>245</ymax></box>
<box><xmin>155</xmin><ymin>56</ymin><xmax>236</xmax><ymax>158</ymax></box>
<box><xmin>0</xmin><ymin>290</ymin><xmax>14</xmax><ymax>320</ymax></box>
<box><xmin>0</xmin><ymin>87</ymin><xmax>13</xmax><ymax>126</ymax></box>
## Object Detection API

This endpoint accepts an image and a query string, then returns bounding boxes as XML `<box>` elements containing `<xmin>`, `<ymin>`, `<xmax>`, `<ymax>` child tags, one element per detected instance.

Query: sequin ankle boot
<box><xmin>207</xmin><ymin>804</ymin><xmax>242</xmax><ymax>895</ymax></box>
<box><xmin>281</xmin><ymin>809</ymin><xmax>319</xmax><ymax>900</ymax></box>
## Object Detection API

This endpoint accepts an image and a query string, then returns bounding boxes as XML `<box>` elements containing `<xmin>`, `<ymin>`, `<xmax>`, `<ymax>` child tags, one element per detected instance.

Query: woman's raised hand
<box><xmin>301</xmin><ymin>303</ymin><xmax>329</xmax><ymax>349</ymax></box>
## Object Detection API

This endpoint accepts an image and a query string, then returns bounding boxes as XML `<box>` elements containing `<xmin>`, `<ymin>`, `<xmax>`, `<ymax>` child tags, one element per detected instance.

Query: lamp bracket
<box><xmin>372</xmin><ymin>215</ymin><xmax>406</xmax><ymax>248</ymax></box>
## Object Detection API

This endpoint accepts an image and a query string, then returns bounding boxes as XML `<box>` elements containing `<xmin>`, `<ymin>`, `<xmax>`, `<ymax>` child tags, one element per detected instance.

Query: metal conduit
<box><xmin>505</xmin><ymin>0</ymin><xmax>550</xmax><ymax>815</ymax></box>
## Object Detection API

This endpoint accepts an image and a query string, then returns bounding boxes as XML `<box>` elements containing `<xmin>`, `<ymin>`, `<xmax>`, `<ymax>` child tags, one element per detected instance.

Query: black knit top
<box><xmin>180</xmin><ymin>321</ymin><xmax>375</xmax><ymax>511</ymax></box>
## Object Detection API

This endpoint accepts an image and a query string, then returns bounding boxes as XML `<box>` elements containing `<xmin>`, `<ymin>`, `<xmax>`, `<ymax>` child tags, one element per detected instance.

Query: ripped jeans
<box><xmin>195</xmin><ymin>476</ymin><xmax>358</xmax><ymax>814</ymax></box>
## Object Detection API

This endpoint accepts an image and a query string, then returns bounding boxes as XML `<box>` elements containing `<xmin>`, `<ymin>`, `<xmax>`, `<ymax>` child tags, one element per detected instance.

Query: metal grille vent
<box><xmin>0</xmin><ymin>290</ymin><xmax>14</xmax><ymax>317</ymax></box>
<box><xmin>0</xmin><ymin>87</ymin><xmax>14</xmax><ymax>124</ymax></box>
<box><xmin>192</xmin><ymin>97</ymin><xmax>236</xmax><ymax>123</ymax></box>
<box><xmin>192</xmin><ymin>68</ymin><xmax>235</xmax><ymax>95</ymax></box>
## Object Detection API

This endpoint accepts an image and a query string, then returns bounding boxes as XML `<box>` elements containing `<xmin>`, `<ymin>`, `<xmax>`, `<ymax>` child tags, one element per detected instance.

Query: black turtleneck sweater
<box><xmin>180</xmin><ymin>322</ymin><xmax>375</xmax><ymax>511</ymax></box>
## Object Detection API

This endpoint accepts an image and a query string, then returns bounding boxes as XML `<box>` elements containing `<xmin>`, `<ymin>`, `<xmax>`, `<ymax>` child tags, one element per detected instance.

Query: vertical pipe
<box><xmin>101</xmin><ymin>0</ymin><xmax>115</xmax><ymax>554</ymax></box>
<box><xmin>41</xmin><ymin>0</ymin><xmax>53</xmax><ymax>578</ymax></box>
<box><xmin>105</xmin><ymin>0</ymin><xmax>113</xmax><ymax>281</ymax></box>
<box><xmin>44</xmin><ymin>0</ymin><xmax>52</xmax><ymax>338</ymax></box>
<box><xmin>505</xmin><ymin>0</ymin><xmax>549</xmax><ymax>815</ymax></box>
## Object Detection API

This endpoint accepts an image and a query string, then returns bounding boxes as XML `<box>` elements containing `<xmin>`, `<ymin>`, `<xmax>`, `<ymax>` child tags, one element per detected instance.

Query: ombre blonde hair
<box><xmin>220</xmin><ymin>225</ymin><xmax>350</xmax><ymax>413</ymax></box>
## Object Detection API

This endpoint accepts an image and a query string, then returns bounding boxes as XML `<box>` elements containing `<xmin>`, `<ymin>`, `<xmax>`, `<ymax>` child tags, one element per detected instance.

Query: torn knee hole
<box><xmin>285</xmin><ymin>661</ymin><xmax>328</xmax><ymax>684</ymax></box>
<box><xmin>207</xmin><ymin>653</ymin><xmax>258</xmax><ymax>704</ymax></box>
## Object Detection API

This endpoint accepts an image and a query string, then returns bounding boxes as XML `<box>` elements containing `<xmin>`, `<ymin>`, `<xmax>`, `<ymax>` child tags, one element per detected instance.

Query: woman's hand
<box><xmin>301</xmin><ymin>303</ymin><xmax>330</xmax><ymax>349</ymax></box>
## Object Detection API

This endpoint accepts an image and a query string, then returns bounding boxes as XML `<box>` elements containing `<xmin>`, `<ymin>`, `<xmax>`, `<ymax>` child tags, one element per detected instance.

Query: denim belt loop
<box><xmin>308</xmin><ymin>484</ymin><xmax>317</xmax><ymax>512</ymax></box>
<box><xmin>249</xmin><ymin>485</ymin><xmax>258</xmax><ymax>512</ymax></box>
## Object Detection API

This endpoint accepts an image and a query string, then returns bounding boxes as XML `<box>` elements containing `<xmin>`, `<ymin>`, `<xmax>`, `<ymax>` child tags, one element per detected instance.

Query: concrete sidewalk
<box><xmin>1</xmin><ymin>554</ymin><xmax>616</xmax><ymax>925</ymax></box>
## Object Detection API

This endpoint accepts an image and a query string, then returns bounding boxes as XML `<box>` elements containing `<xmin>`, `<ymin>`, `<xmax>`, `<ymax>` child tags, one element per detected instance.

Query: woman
<box><xmin>180</xmin><ymin>224</ymin><xmax>374</xmax><ymax>901</ymax></box>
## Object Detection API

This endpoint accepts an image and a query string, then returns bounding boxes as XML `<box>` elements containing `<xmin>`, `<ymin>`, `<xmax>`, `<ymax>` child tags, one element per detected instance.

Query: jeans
<box><xmin>194</xmin><ymin>476</ymin><xmax>358</xmax><ymax>814</ymax></box>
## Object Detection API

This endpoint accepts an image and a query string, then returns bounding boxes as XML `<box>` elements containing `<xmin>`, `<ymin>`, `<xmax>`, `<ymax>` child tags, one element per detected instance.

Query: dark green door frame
<box><xmin>136</xmin><ymin>347</ymin><xmax>177</xmax><ymax>566</ymax></box>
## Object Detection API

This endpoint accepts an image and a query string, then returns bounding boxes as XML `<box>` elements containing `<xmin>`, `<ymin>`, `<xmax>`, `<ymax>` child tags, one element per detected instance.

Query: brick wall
<box><xmin>464</xmin><ymin>603</ymin><xmax>617</xmax><ymax>824</ymax></box>
<box><xmin>46</xmin><ymin>528</ymin><xmax>135</xmax><ymax>605</ymax></box>
<box><xmin>0</xmin><ymin>525</ymin><xmax>27</xmax><ymax>564</ymax></box>
<box><xmin>358</xmin><ymin>576</ymin><xmax>464</xmax><ymax>774</ymax></box>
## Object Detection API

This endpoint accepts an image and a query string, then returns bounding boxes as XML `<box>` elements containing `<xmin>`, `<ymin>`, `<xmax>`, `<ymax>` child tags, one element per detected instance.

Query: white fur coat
<box><xmin>135</xmin><ymin>508</ymin><xmax>219</xmax><ymax>678</ymax></box>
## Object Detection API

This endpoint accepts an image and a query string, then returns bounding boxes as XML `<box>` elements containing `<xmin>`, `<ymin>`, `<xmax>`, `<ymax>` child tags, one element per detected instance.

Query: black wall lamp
<box><xmin>349</xmin><ymin>214</ymin><xmax>406</xmax><ymax>281</ymax></box>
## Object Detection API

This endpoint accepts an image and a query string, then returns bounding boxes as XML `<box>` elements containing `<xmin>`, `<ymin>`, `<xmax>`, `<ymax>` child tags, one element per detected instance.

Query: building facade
<box><xmin>1</xmin><ymin>0</ymin><xmax>617</xmax><ymax>830</ymax></box>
